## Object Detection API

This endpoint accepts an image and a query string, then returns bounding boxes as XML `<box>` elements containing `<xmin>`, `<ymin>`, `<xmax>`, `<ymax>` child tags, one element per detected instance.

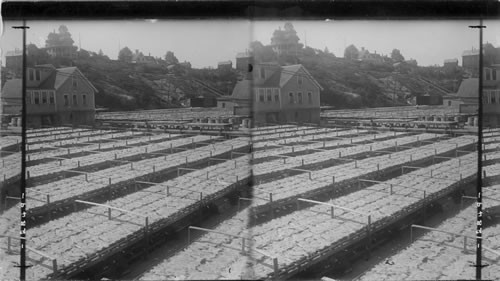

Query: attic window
<box><xmin>82</xmin><ymin>94</ymin><xmax>87</xmax><ymax>106</ymax></box>
<box><xmin>298</xmin><ymin>75</ymin><xmax>303</xmax><ymax>85</ymax></box>
<box><xmin>308</xmin><ymin>92</ymin><xmax>312</xmax><ymax>104</ymax></box>
<box><xmin>72</xmin><ymin>78</ymin><xmax>78</xmax><ymax>88</ymax></box>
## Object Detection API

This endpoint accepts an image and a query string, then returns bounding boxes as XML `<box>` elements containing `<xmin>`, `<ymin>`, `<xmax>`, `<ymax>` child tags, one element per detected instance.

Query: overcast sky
<box><xmin>1</xmin><ymin>20</ymin><xmax>499</xmax><ymax>68</ymax></box>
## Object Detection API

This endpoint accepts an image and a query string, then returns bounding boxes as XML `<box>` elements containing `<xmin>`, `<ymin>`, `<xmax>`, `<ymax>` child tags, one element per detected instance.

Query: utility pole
<box><xmin>469</xmin><ymin>19</ymin><xmax>486</xmax><ymax>281</ymax></box>
<box><xmin>12</xmin><ymin>19</ymin><xmax>29</xmax><ymax>281</ymax></box>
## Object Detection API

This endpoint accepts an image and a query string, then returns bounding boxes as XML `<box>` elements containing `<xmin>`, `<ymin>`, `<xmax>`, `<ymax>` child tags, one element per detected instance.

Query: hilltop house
<box><xmin>1</xmin><ymin>65</ymin><xmax>98</xmax><ymax>128</ymax></box>
<box><xmin>217</xmin><ymin>61</ymin><xmax>233</xmax><ymax>71</ymax></box>
<box><xmin>236</xmin><ymin>51</ymin><xmax>253</xmax><ymax>72</ymax></box>
<box><xmin>462</xmin><ymin>48</ymin><xmax>480</xmax><ymax>71</ymax></box>
<box><xmin>217</xmin><ymin>63</ymin><xmax>323</xmax><ymax>124</ymax></box>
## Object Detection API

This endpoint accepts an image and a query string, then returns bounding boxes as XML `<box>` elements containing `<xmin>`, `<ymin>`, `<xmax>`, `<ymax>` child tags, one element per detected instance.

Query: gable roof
<box><xmin>55</xmin><ymin>67</ymin><xmax>99</xmax><ymax>92</ymax></box>
<box><xmin>456</xmin><ymin>78</ymin><xmax>478</xmax><ymax>98</ymax></box>
<box><xmin>230</xmin><ymin>79</ymin><xmax>252</xmax><ymax>100</ymax></box>
<box><xmin>1</xmin><ymin>67</ymin><xmax>98</xmax><ymax>97</ymax></box>
<box><xmin>280</xmin><ymin>64</ymin><xmax>323</xmax><ymax>90</ymax></box>
<box><xmin>1</xmin><ymin>79</ymin><xmax>22</xmax><ymax>100</ymax></box>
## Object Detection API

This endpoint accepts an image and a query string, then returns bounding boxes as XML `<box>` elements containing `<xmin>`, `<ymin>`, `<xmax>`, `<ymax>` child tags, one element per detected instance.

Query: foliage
<box><xmin>45</xmin><ymin>25</ymin><xmax>75</xmax><ymax>47</ymax></box>
<box><xmin>344</xmin><ymin>44</ymin><xmax>359</xmax><ymax>60</ymax></box>
<box><xmin>164</xmin><ymin>51</ymin><xmax>179</xmax><ymax>65</ymax></box>
<box><xmin>391</xmin><ymin>49</ymin><xmax>405</xmax><ymax>62</ymax></box>
<box><xmin>118</xmin><ymin>47</ymin><xmax>133</xmax><ymax>63</ymax></box>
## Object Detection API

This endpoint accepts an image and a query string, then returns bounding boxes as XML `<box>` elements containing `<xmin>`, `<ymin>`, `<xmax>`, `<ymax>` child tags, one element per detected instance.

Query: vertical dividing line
<box><xmin>476</xmin><ymin>18</ymin><xmax>484</xmax><ymax>281</ymax></box>
<box><xmin>19</xmin><ymin>19</ymin><xmax>29</xmax><ymax>281</ymax></box>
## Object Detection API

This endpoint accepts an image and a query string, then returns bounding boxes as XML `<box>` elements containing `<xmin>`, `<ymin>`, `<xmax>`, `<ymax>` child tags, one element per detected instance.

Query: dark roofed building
<box><xmin>1</xmin><ymin>65</ymin><xmax>98</xmax><ymax>128</ymax></box>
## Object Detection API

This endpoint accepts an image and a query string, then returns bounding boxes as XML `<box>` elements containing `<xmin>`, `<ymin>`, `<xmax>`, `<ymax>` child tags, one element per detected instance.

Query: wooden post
<box><xmin>108</xmin><ymin>207</ymin><xmax>112</xmax><ymax>219</ymax></box>
<box><xmin>390</xmin><ymin>184</ymin><xmax>393</xmax><ymax>195</ymax></box>
<box><xmin>273</xmin><ymin>258</ymin><xmax>279</xmax><ymax>278</ymax></box>
<box><xmin>330</xmin><ymin>206</ymin><xmax>334</xmax><ymax>218</ymax></box>
<box><xmin>269</xmin><ymin>193</ymin><xmax>273</xmax><ymax>202</ymax></box>
<box><xmin>52</xmin><ymin>259</ymin><xmax>58</xmax><ymax>273</ymax></box>
<box><xmin>463</xmin><ymin>236</ymin><xmax>467</xmax><ymax>253</ymax></box>
<box><xmin>332</xmin><ymin>176</ymin><xmax>335</xmax><ymax>184</ymax></box>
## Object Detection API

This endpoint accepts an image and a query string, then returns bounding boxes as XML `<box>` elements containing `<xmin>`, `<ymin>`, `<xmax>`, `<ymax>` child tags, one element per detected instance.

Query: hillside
<box><xmin>296</xmin><ymin>51</ymin><xmax>464</xmax><ymax>109</ymax></box>
<box><xmin>4</xmin><ymin>47</ymin><xmax>464</xmax><ymax>112</ymax></box>
<box><xmin>74</xmin><ymin>56</ymin><xmax>238</xmax><ymax>111</ymax></box>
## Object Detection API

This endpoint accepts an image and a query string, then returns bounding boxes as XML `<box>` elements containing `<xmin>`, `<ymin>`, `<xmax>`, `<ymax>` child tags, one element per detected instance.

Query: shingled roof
<box><xmin>1</xmin><ymin>67</ymin><xmax>98</xmax><ymax>99</ymax></box>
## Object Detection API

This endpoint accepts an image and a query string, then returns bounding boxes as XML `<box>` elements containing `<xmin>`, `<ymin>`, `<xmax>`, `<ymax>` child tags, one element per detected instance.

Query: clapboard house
<box><xmin>219</xmin><ymin>63</ymin><xmax>322</xmax><ymax>124</ymax></box>
<box><xmin>1</xmin><ymin>65</ymin><xmax>98</xmax><ymax>128</ymax></box>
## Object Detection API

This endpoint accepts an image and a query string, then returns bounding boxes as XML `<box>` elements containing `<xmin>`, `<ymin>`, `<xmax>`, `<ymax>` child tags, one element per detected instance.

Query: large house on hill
<box><xmin>217</xmin><ymin>63</ymin><xmax>322</xmax><ymax>124</ymax></box>
<box><xmin>1</xmin><ymin>65</ymin><xmax>98</xmax><ymax>128</ymax></box>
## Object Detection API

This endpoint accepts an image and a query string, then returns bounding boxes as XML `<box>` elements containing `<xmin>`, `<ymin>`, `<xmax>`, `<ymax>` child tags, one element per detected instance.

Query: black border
<box><xmin>2</xmin><ymin>0</ymin><xmax>500</xmax><ymax>20</ymax></box>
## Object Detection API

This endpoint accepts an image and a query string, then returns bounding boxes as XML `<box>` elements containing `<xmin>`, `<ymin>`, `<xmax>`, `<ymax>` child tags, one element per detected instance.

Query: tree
<box><xmin>46</xmin><ymin>25</ymin><xmax>74</xmax><ymax>47</ymax></box>
<box><xmin>324</xmin><ymin>46</ymin><xmax>330</xmax><ymax>54</ymax></box>
<box><xmin>344</xmin><ymin>44</ymin><xmax>359</xmax><ymax>60</ymax></box>
<box><xmin>78</xmin><ymin>49</ymin><xmax>90</xmax><ymax>60</ymax></box>
<box><xmin>250</xmin><ymin>41</ymin><xmax>276</xmax><ymax>63</ymax></box>
<box><xmin>391</xmin><ymin>49</ymin><xmax>405</xmax><ymax>62</ymax></box>
<box><xmin>118</xmin><ymin>47</ymin><xmax>133</xmax><ymax>62</ymax></box>
<box><xmin>164</xmin><ymin>51</ymin><xmax>179</xmax><ymax>65</ymax></box>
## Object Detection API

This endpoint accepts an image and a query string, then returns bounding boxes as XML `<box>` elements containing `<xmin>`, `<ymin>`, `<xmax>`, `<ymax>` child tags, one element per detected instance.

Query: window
<box><xmin>72</xmin><ymin>78</ymin><xmax>78</xmax><ymax>88</ymax></box>
<box><xmin>298</xmin><ymin>92</ymin><xmax>303</xmax><ymax>104</ymax></box>
<box><xmin>35</xmin><ymin>70</ymin><xmax>41</xmax><ymax>81</ymax></box>
<box><xmin>221</xmin><ymin>102</ymin><xmax>225</xmax><ymax>108</ymax></box>
<box><xmin>49</xmin><ymin>92</ymin><xmax>55</xmax><ymax>104</ymax></box>
<box><xmin>308</xmin><ymin>92</ymin><xmax>312</xmax><ymax>104</ymax></box>
<box><xmin>64</xmin><ymin>95</ymin><xmax>69</xmax><ymax>106</ymax></box>
<box><xmin>34</xmin><ymin>91</ymin><xmax>40</xmax><ymax>104</ymax></box>
<box><xmin>298</xmin><ymin>75</ymin><xmax>303</xmax><ymax>85</ymax></box>
<box><xmin>82</xmin><ymin>94</ymin><xmax>87</xmax><ymax>106</ymax></box>
<box><xmin>258</xmin><ymin>89</ymin><xmax>265</xmax><ymax>102</ymax></box>
<box><xmin>492</xmin><ymin>93</ymin><xmax>496</xmax><ymax>104</ymax></box>
<box><xmin>73</xmin><ymin>94</ymin><xmax>77</xmax><ymax>106</ymax></box>
<box><xmin>486</xmin><ymin>69</ymin><xmax>492</xmax><ymax>81</ymax></box>
<box><xmin>260</xmin><ymin>68</ymin><xmax>265</xmax><ymax>79</ymax></box>
<box><xmin>26</xmin><ymin>91</ymin><xmax>31</xmax><ymax>104</ymax></box>
<box><xmin>448</xmin><ymin>100</ymin><xmax>452</xmax><ymax>106</ymax></box>
<box><xmin>289</xmin><ymin>92</ymin><xmax>294</xmax><ymax>104</ymax></box>
<box><xmin>267</xmin><ymin>89</ymin><xmax>272</xmax><ymax>102</ymax></box>
<box><xmin>41</xmin><ymin>91</ymin><xmax>47</xmax><ymax>104</ymax></box>
<box><xmin>28</xmin><ymin>69</ymin><xmax>34</xmax><ymax>81</ymax></box>
<box><xmin>494</xmin><ymin>70</ymin><xmax>498</xmax><ymax>81</ymax></box>
<box><xmin>274</xmin><ymin>89</ymin><xmax>279</xmax><ymax>102</ymax></box>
